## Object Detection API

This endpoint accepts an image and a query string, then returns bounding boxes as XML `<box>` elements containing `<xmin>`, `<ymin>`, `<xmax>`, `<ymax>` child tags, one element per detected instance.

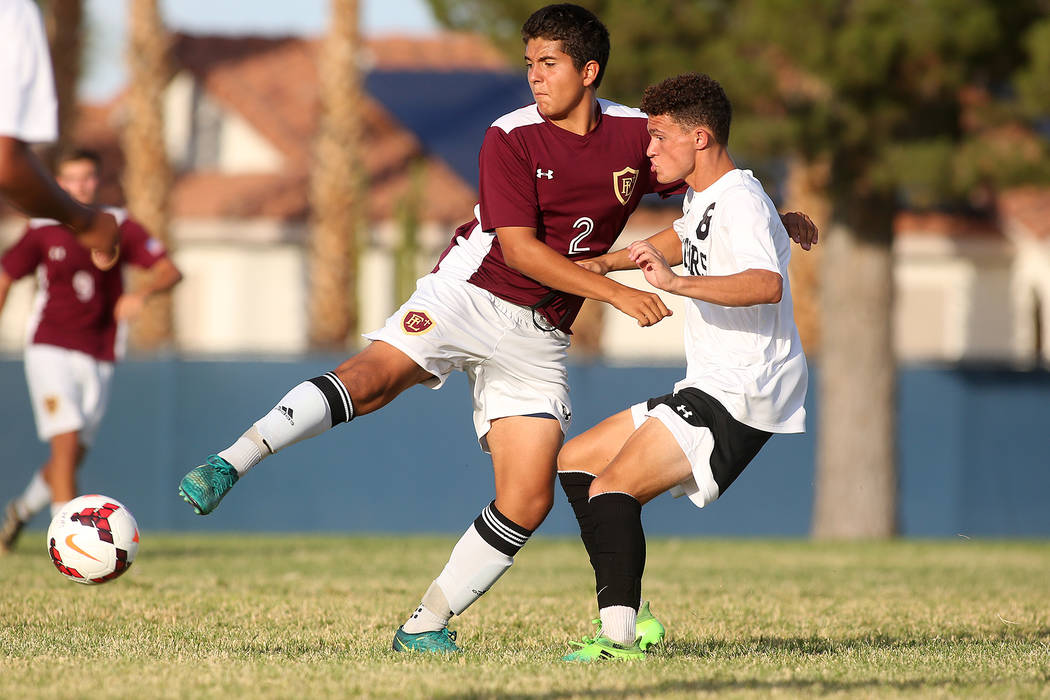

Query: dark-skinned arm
<box><xmin>496</xmin><ymin>226</ymin><xmax>671</xmax><ymax>327</ymax></box>
<box><xmin>0</xmin><ymin>136</ymin><xmax>119</xmax><ymax>254</ymax></box>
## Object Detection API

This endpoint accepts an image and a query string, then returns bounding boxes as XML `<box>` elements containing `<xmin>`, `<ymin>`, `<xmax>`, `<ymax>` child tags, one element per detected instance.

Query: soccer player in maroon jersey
<box><xmin>177</xmin><ymin>3</ymin><xmax>817</xmax><ymax>653</ymax></box>
<box><xmin>0</xmin><ymin>149</ymin><xmax>182</xmax><ymax>553</ymax></box>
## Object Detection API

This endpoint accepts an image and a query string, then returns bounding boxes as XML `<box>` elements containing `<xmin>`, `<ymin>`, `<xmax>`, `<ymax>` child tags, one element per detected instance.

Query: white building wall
<box><xmin>218</xmin><ymin>111</ymin><xmax>285</xmax><ymax>174</ymax></box>
<box><xmin>0</xmin><ymin>216</ymin><xmax>1039</xmax><ymax>364</ymax></box>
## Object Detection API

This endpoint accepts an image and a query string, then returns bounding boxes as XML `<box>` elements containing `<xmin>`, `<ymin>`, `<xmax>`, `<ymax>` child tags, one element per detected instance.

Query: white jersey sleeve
<box><xmin>718</xmin><ymin>188</ymin><xmax>785</xmax><ymax>276</ymax></box>
<box><xmin>0</xmin><ymin>0</ymin><xmax>58</xmax><ymax>143</ymax></box>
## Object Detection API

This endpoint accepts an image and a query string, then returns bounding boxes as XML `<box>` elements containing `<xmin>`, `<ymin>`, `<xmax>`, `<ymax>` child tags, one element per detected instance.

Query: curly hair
<box><xmin>640</xmin><ymin>73</ymin><xmax>732</xmax><ymax>145</ymax></box>
<box><xmin>521</xmin><ymin>4</ymin><xmax>610</xmax><ymax>88</ymax></box>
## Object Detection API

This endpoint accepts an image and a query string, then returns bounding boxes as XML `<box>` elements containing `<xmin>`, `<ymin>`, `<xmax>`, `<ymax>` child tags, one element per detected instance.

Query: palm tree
<box><xmin>121</xmin><ymin>0</ymin><xmax>174</xmax><ymax>350</ymax></box>
<box><xmin>42</xmin><ymin>0</ymin><xmax>84</xmax><ymax>155</ymax></box>
<box><xmin>308</xmin><ymin>0</ymin><xmax>365</xmax><ymax>350</ymax></box>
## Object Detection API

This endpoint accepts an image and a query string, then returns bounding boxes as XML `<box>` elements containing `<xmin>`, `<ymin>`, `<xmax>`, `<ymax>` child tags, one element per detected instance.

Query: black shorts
<box><xmin>643</xmin><ymin>387</ymin><xmax>772</xmax><ymax>504</ymax></box>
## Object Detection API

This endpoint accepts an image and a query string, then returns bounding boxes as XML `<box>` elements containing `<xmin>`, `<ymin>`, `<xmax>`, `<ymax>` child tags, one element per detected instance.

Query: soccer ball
<box><xmin>46</xmin><ymin>495</ymin><xmax>139</xmax><ymax>584</ymax></box>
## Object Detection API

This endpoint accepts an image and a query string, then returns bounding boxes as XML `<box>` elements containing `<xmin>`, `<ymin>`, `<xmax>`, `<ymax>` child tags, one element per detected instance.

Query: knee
<box><xmin>497</xmin><ymin>489</ymin><xmax>553</xmax><ymax>531</ymax></box>
<box><xmin>557</xmin><ymin>436</ymin><xmax>585</xmax><ymax>472</ymax></box>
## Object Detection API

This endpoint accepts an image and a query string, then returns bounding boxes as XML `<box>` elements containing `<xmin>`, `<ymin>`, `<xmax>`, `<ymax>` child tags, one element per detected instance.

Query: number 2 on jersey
<box><xmin>568</xmin><ymin>217</ymin><xmax>595</xmax><ymax>255</ymax></box>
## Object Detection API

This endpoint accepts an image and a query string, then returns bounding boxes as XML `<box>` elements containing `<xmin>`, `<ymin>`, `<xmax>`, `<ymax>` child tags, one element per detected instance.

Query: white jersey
<box><xmin>671</xmin><ymin>169</ymin><xmax>807</xmax><ymax>433</ymax></box>
<box><xmin>0</xmin><ymin>0</ymin><xmax>58</xmax><ymax>143</ymax></box>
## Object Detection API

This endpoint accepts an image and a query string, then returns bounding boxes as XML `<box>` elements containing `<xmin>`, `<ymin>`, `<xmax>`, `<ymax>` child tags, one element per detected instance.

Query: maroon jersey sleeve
<box><xmin>478</xmin><ymin>126</ymin><xmax>539</xmax><ymax>232</ymax></box>
<box><xmin>119</xmin><ymin>218</ymin><xmax>168</xmax><ymax>269</ymax></box>
<box><xmin>0</xmin><ymin>226</ymin><xmax>43</xmax><ymax>279</ymax></box>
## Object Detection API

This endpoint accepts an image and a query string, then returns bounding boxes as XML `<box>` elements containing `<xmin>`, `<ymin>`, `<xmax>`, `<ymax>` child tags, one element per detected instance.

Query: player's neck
<box><xmin>686</xmin><ymin>150</ymin><xmax>736</xmax><ymax>193</ymax></box>
<box><xmin>545</xmin><ymin>93</ymin><xmax>600</xmax><ymax>136</ymax></box>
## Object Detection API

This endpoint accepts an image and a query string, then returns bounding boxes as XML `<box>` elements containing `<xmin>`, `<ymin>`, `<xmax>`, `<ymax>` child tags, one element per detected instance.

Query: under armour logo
<box><xmin>675</xmin><ymin>404</ymin><xmax>693</xmax><ymax>419</ymax></box>
<box><xmin>536</xmin><ymin>168</ymin><xmax>554</xmax><ymax>179</ymax></box>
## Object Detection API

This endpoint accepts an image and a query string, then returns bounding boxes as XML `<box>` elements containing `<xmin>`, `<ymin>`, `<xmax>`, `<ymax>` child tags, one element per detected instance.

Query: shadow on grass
<box><xmin>485</xmin><ymin>677</ymin><xmax>949</xmax><ymax>698</ymax></box>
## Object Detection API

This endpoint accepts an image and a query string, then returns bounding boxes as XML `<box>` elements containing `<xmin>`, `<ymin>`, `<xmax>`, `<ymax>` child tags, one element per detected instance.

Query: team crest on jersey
<box><xmin>44</xmin><ymin>396</ymin><xmax>60</xmax><ymax>415</ymax></box>
<box><xmin>613</xmin><ymin>167</ymin><xmax>639</xmax><ymax>205</ymax></box>
<box><xmin>402</xmin><ymin>310</ymin><xmax>434</xmax><ymax>335</ymax></box>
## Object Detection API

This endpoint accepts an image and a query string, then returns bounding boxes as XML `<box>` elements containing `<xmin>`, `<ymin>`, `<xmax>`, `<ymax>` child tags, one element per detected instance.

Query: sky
<box><xmin>81</xmin><ymin>0</ymin><xmax>439</xmax><ymax>102</ymax></box>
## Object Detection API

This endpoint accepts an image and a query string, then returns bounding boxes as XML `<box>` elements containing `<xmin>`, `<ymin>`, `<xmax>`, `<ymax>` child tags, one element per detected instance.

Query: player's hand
<box><xmin>781</xmin><ymin>211</ymin><xmax>818</xmax><ymax>250</ymax></box>
<box><xmin>79</xmin><ymin>209</ymin><xmax>121</xmax><ymax>269</ymax></box>
<box><xmin>114</xmin><ymin>292</ymin><xmax>146</xmax><ymax>321</ymax></box>
<box><xmin>608</xmin><ymin>285</ymin><xmax>671</xmax><ymax>327</ymax></box>
<box><xmin>575</xmin><ymin>257</ymin><xmax>608</xmax><ymax>275</ymax></box>
<box><xmin>628</xmin><ymin>240</ymin><xmax>678</xmax><ymax>292</ymax></box>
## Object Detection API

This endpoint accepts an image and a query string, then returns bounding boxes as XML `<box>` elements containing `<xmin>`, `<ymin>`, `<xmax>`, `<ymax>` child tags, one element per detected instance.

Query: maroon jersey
<box><xmin>432</xmin><ymin>99</ymin><xmax>683</xmax><ymax>331</ymax></box>
<box><xmin>0</xmin><ymin>209</ymin><xmax>168</xmax><ymax>361</ymax></box>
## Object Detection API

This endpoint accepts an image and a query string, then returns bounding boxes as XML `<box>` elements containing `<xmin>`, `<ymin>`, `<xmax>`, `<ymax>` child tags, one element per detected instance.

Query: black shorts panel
<box><xmin>647</xmin><ymin>387</ymin><xmax>772</xmax><ymax>496</ymax></box>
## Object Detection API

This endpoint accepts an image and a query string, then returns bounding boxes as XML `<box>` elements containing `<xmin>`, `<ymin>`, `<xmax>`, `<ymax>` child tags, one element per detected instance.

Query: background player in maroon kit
<box><xmin>176</xmin><ymin>3</ymin><xmax>817</xmax><ymax>653</ymax></box>
<box><xmin>0</xmin><ymin>149</ymin><xmax>182</xmax><ymax>553</ymax></box>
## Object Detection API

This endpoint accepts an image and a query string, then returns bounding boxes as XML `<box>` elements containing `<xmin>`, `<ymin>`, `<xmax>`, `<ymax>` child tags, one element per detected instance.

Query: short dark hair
<box><xmin>56</xmin><ymin>147</ymin><xmax>102</xmax><ymax>173</ymax></box>
<box><xmin>521</xmin><ymin>4</ymin><xmax>610</xmax><ymax>88</ymax></box>
<box><xmin>640</xmin><ymin>73</ymin><xmax>732</xmax><ymax>145</ymax></box>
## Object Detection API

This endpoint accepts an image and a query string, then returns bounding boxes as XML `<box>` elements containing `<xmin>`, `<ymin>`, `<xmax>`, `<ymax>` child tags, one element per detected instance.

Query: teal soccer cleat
<box><xmin>392</xmin><ymin>627</ymin><xmax>460</xmax><ymax>654</ymax></box>
<box><xmin>178</xmin><ymin>455</ymin><xmax>239</xmax><ymax>515</ymax></box>
<box><xmin>636</xmin><ymin>600</ymin><xmax>666</xmax><ymax>651</ymax></box>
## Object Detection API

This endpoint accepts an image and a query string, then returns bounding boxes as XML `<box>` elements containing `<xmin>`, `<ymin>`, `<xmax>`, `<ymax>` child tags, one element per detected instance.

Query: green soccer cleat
<box><xmin>178</xmin><ymin>455</ymin><xmax>239</xmax><ymax>515</ymax></box>
<box><xmin>392</xmin><ymin>626</ymin><xmax>460</xmax><ymax>654</ymax></box>
<box><xmin>636</xmin><ymin>600</ymin><xmax>666</xmax><ymax>651</ymax></box>
<box><xmin>562</xmin><ymin>635</ymin><xmax>645</xmax><ymax>662</ymax></box>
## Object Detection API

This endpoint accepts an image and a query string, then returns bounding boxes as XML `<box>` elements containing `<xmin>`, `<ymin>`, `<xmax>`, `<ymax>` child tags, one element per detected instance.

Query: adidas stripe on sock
<box><xmin>473</xmin><ymin>500</ymin><xmax>532</xmax><ymax>557</ymax></box>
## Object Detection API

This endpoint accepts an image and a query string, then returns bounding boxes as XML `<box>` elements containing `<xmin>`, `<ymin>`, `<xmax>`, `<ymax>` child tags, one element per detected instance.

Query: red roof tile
<box><xmin>998</xmin><ymin>186</ymin><xmax>1050</xmax><ymax>240</ymax></box>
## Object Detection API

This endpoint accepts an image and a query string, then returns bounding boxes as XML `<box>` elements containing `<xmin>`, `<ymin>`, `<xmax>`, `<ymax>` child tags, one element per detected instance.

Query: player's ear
<box><xmin>694</xmin><ymin>127</ymin><xmax>709</xmax><ymax>150</ymax></box>
<box><xmin>582</xmin><ymin>60</ymin><xmax>600</xmax><ymax>87</ymax></box>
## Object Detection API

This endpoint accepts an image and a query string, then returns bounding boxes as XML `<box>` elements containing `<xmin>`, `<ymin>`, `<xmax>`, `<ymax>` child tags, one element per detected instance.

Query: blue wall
<box><xmin>1</xmin><ymin>358</ymin><xmax>1047</xmax><ymax>537</ymax></box>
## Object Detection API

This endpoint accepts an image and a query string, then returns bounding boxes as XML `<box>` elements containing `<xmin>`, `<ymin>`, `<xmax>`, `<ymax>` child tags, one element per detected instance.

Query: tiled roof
<box><xmin>894</xmin><ymin>210</ymin><xmax>1001</xmax><ymax>239</ymax></box>
<box><xmin>62</xmin><ymin>33</ymin><xmax>508</xmax><ymax>223</ymax></box>
<box><xmin>998</xmin><ymin>186</ymin><xmax>1050</xmax><ymax>240</ymax></box>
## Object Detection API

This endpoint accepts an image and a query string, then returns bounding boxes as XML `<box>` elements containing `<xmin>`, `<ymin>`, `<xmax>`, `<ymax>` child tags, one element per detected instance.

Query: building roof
<box><xmin>998</xmin><ymin>186</ymin><xmax>1050</xmax><ymax>240</ymax></box>
<box><xmin>69</xmin><ymin>32</ymin><xmax>533</xmax><ymax>224</ymax></box>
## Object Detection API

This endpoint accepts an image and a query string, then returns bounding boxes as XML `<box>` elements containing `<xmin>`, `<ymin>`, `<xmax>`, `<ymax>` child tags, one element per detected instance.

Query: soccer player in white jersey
<box><xmin>177</xmin><ymin>5</ymin><xmax>816</xmax><ymax>654</ymax></box>
<box><xmin>557</xmin><ymin>72</ymin><xmax>809</xmax><ymax>661</ymax></box>
<box><xmin>0</xmin><ymin>0</ymin><xmax>119</xmax><ymax>263</ymax></box>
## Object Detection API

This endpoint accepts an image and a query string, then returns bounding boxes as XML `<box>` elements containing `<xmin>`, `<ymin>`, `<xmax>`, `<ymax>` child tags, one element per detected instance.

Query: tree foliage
<box><xmin>428</xmin><ymin>0</ymin><xmax>1050</xmax><ymax>206</ymax></box>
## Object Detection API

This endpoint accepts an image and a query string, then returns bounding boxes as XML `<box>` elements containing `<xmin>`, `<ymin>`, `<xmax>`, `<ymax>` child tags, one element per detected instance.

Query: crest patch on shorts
<box><xmin>44</xmin><ymin>396</ymin><xmax>60</xmax><ymax>415</ymax></box>
<box><xmin>402</xmin><ymin>310</ymin><xmax>434</xmax><ymax>335</ymax></box>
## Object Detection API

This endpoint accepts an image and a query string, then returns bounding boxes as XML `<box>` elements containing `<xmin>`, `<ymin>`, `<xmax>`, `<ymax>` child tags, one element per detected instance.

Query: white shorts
<box><xmin>631</xmin><ymin>387</ymin><xmax>771</xmax><ymax>508</ymax></box>
<box><xmin>24</xmin><ymin>344</ymin><xmax>115</xmax><ymax>445</ymax></box>
<box><xmin>364</xmin><ymin>274</ymin><xmax>572</xmax><ymax>451</ymax></box>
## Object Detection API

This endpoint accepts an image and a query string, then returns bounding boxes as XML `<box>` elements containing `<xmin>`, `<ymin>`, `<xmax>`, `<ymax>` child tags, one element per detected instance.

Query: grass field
<box><xmin>1</xmin><ymin>534</ymin><xmax>1048</xmax><ymax>698</ymax></box>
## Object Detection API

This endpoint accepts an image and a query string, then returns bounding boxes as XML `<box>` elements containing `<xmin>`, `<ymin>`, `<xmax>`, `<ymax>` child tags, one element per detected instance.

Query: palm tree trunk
<box><xmin>812</xmin><ymin>191</ymin><xmax>897</xmax><ymax>538</ymax></box>
<box><xmin>122</xmin><ymin>0</ymin><xmax>174</xmax><ymax>351</ymax></box>
<box><xmin>308</xmin><ymin>0</ymin><xmax>364</xmax><ymax>350</ymax></box>
<box><xmin>43</xmin><ymin>0</ymin><xmax>84</xmax><ymax>156</ymax></box>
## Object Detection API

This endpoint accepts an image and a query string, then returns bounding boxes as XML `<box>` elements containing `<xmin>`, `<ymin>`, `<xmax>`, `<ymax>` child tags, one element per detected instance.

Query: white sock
<box><xmin>219</xmin><ymin>375</ymin><xmax>354</xmax><ymax>475</ymax></box>
<box><xmin>50</xmin><ymin>500</ymin><xmax>69</xmax><ymax>519</ymax></box>
<box><xmin>14</xmin><ymin>471</ymin><xmax>51</xmax><ymax>520</ymax></box>
<box><xmin>600</xmin><ymin>605</ymin><xmax>637</xmax><ymax>646</ymax></box>
<box><xmin>401</xmin><ymin>581</ymin><xmax>453</xmax><ymax>634</ymax></box>
<box><xmin>434</xmin><ymin>524</ymin><xmax>514</xmax><ymax>616</ymax></box>
<box><xmin>218</xmin><ymin>427</ymin><xmax>268</xmax><ymax>476</ymax></box>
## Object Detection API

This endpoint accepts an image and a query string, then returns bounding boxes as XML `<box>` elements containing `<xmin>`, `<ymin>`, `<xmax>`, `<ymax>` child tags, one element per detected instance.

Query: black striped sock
<box><xmin>472</xmin><ymin>500</ymin><xmax>533</xmax><ymax>557</ymax></box>
<box><xmin>307</xmin><ymin>372</ymin><xmax>354</xmax><ymax>426</ymax></box>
